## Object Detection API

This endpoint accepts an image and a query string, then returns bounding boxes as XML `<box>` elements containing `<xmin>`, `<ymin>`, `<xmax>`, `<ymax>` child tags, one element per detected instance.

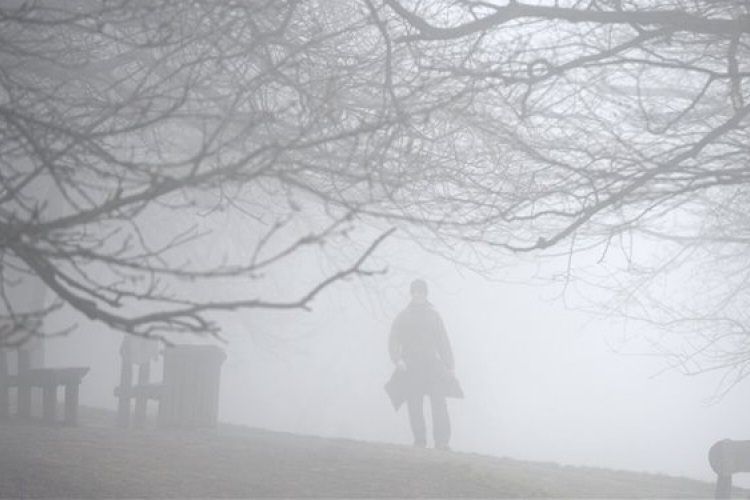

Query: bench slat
<box><xmin>4</xmin><ymin>367</ymin><xmax>89</xmax><ymax>387</ymax></box>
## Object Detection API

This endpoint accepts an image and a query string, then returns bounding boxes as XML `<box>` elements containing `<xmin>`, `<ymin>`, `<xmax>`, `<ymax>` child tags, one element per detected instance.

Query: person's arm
<box><xmin>388</xmin><ymin>315</ymin><xmax>404</xmax><ymax>366</ymax></box>
<box><xmin>435</xmin><ymin>315</ymin><xmax>455</xmax><ymax>371</ymax></box>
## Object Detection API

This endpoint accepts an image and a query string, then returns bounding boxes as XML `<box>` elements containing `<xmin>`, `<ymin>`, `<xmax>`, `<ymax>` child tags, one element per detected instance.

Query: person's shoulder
<box><xmin>425</xmin><ymin>302</ymin><xmax>443</xmax><ymax>316</ymax></box>
<box><xmin>426</xmin><ymin>304</ymin><xmax>447</xmax><ymax>324</ymax></box>
<box><xmin>393</xmin><ymin>307</ymin><xmax>410</xmax><ymax>324</ymax></box>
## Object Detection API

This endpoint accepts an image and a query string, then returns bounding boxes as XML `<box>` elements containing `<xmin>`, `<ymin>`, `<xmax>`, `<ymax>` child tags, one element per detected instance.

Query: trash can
<box><xmin>157</xmin><ymin>345</ymin><xmax>225</xmax><ymax>428</ymax></box>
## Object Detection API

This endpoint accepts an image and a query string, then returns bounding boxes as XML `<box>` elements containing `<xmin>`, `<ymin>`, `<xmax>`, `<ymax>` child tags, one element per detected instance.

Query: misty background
<box><xmin>2</xmin><ymin>0</ymin><xmax>749</xmax><ymax>494</ymax></box>
<box><xmin>42</xmin><ymin>233</ymin><xmax>750</xmax><ymax>487</ymax></box>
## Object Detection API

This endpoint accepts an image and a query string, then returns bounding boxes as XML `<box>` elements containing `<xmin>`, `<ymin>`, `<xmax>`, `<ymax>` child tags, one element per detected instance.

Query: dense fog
<box><xmin>41</xmin><ymin>235</ymin><xmax>750</xmax><ymax>488</ymax></box>
<box><xmin>2</xmin><ymin>1</ymin><xmax>749</xmax><ymax>496</ymax></box>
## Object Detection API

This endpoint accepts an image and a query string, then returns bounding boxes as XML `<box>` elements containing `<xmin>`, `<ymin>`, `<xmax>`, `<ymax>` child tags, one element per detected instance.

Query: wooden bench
<box><xmin>115</xmin><ymin>337</ymin><xmax>162</xmax><ymax>428</ymax></box>
<box><xmin>114</xmin><ymin>340</ymin><xmax>225</xmax><ymax>429</ymax></box>
<box><xmin>0</xmin><ymin>349</ymin><xmax>89</xmax><ymax>426</ymax></box>
<box><xmin>709</xmin><ymin>439</ymin><xmax>750</xmax><ymax>499</ymax></box>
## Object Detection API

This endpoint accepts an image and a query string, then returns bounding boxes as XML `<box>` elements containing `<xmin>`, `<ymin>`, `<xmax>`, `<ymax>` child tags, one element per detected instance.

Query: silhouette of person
<box><xmin>388</xmin><ymin>279</ymin><xmax>461</xmax><ymax>450</ymax></box>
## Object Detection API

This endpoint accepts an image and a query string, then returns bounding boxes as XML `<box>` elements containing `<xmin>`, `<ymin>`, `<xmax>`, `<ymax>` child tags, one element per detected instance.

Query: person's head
<box><xmin>410</xmin><ymin>279</ymin><xmax>428</xmax><ymax>304</ymax></box>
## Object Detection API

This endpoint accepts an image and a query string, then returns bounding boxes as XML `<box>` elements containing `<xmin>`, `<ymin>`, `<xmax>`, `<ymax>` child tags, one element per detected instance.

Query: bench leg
<box><xmin>0</xmin><ymin>384</ymin><xmax>8</xmax><ymax>419</ymax></box>
<box><xmin>0</xmin><ymin>351</ymin><xmax>7</xmax><ymax>419</ymax></box>
<box><xmin>134</xmin><ymin>396</ymin><xmax>148</xmax><ymax>428</ymax></box>
<box><xmin>116</xmin><ymin>393</ymin><xmax>132</xmax><ymax>428</ymax></box>
<box><xmin>133</xmin><ymin>363</ymin><xmax>151</xmax><ymax>427</ymax></box>
<box><xmin>63</xmin><ymin>383</ymin><xmax>80</xmax><ymax>426</ymax></box>
<box><xmin>42</xmin><ymin>384</ymin><xmax>57</xmax><ymax>424</ymax></box>
<box><xmin>17</xmin><ymin>384</ymin><xmax>31</xmax><ymax>418</ymax></box>
<box><xmin>17</xmin><ymin>350</ymin><xmax>32</xmax><ymax>418</ymax></box>
<box><xmin>117</xmin><ymin>360</ymin><xmax>133</xmax><ymax>428</ymax></box>
<box><xmin>716</xmin><ymin>474</ymin><xmax>732</xmax><ymax>499</ymax></box>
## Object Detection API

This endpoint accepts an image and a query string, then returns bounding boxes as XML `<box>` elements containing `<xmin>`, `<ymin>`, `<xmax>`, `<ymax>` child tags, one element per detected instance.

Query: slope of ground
<box><xmin>0</xmin><ymin>407</ymin><xmax>739</xmax><ymax>498</ymax></box>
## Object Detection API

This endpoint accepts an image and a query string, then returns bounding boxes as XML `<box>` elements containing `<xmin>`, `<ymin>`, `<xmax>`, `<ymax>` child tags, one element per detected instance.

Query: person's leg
<box><xmin>406</xmin><ymin>394</ymin><xmax>426</xmax><ymax>447</ymax></box>
<box><xmin>431</xmin><ymin>395</ymin><xmax>451</xmax><ymax>449</ymax></box>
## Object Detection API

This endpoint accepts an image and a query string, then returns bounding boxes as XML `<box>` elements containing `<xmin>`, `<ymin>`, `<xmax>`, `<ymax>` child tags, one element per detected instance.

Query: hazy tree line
<box><xmin>1</xmin><ymin>1</ymin><xmax>748</xmax><ymax>388</ymax></box>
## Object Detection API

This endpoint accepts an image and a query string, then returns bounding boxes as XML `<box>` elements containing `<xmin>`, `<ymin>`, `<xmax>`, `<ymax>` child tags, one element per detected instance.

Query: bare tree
<box><xmin>3</xmin><ymin>0</ymin><xmax>750</xmax><ymax>387</ymax></box>
<box><xmin>367</xmin><ymin>0</ymin><xmax>750</xmax><ymax>388</ymax></box>
<box><xmin>0</xmin><ymin>1</ymin><xmax>407</xmax><ymax>345</ymax></box>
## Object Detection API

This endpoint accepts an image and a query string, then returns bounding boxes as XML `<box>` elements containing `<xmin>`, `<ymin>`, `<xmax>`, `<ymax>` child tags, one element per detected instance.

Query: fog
<box><xmin>41</xmin><ymin>235</ymin><xmax>750</xmax><ymax>488</ymax></box>
<box><xmin>2</xmin><ymin>1</ymin><xmax>747</xmax><ymax>496</ymax></box>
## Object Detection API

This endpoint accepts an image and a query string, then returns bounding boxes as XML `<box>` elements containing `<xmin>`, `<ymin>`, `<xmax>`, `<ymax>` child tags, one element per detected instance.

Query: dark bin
<box><xmin>157</xmin><ymin>345</ymin><xmax>225</xmax><ymax>428</ymax></box>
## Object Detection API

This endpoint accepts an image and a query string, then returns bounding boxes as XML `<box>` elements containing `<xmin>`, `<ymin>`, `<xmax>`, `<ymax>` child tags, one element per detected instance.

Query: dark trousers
<box><xmin>406</xmin><ymin>393</ymin><xmax>450</xmax><ymax>447</ymax></box>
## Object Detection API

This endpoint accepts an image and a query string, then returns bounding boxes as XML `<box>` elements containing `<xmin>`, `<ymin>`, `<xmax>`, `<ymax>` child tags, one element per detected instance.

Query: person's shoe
<box><xmin>435</xmin><ymin>444</ymin><xmax>452</xmax><ymax>451</ymax></box>
<box><xmin>413</xmin><ymin>440</ymin><xmax>427</xmax><ymax>449</ymax></box>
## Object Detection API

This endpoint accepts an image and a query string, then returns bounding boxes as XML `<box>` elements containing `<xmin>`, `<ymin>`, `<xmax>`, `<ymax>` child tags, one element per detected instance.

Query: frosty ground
<box><xmin>0</xmin><ymin>407</ymin><xmax>739</xmax><ymax>498</ymax></box>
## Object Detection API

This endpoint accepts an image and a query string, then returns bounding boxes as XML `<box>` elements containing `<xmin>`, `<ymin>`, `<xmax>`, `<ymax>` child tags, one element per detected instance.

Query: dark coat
<box><xmin>384</xmin><ymin>362</ymin><xmax>463</xmax><ymax>411</ymax></box>
<box><xmin>385</xmin><ymin>301</ymin><xmax>463</xmax><ymax>410</ymax></box>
